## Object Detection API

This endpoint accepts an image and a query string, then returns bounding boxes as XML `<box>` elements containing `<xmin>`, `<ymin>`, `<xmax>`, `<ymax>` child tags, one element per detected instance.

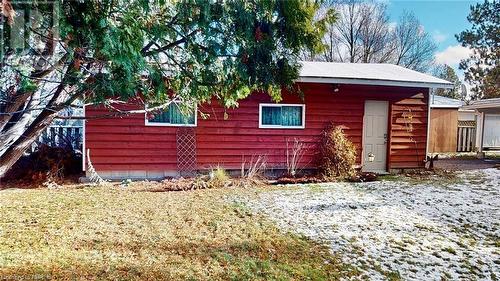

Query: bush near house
<box><xmin>319</xmin><ymin>124</ymin><xmax>357</xmax><ymax>180</ymax></box>
<box><xmin>2</xmin><ymin>145</ymin><xmax>82</xmax><ymax>185</ymax></box>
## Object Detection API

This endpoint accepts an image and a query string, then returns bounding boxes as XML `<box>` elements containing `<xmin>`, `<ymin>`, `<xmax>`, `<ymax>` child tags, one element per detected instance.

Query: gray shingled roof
<box><xmin>463</xmin><ymin>98</ymin><xmax>500</xmax><ymax>109</ymax></box>
<box><xmin>298</xmin><ymin>61</ymin><xmax>453</xmax><ymax>89</ymax></box>
<box><xmin>430</xmin><ymin>95</ymin><xmax>464</xmax><ymax>108</ymax></box>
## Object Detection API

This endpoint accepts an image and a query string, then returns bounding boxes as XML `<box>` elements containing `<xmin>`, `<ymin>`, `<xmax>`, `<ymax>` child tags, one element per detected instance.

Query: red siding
<box><xmin>389</xmin><ymin>92</ymin><xmax>428</xmax><ymax>169</ymax></box>
<box><xmin>85</xmin><ymin>83</ymin><xmax>429</xmax><ymax>173</ymax></box>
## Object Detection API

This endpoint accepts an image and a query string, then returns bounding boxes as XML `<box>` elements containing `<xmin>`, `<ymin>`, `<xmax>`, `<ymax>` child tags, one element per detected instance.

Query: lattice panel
<box><xmin>458</xmin><ymin>120</ymin><xmax>476</xmax><ymax>127</ymax></box>
<box><xmin>176</xmin><ymin>127</ymin><xmax>197</xmax><ymax>177</ymax></box>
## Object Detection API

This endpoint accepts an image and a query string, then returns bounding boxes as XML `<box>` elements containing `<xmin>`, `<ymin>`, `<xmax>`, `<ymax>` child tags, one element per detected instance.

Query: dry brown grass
<box><xmin>0</xmin><ymin>185</ymin><xmax>358</xmax><ymax>280</ymax></box>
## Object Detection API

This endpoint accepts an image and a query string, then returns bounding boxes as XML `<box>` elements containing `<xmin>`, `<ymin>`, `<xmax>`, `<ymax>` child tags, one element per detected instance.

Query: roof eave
<box><xmin>431</xmin><ymin>105</ymin><xmax>462</xmax><ymax>109</ymax></box>
<box><xmin>462</xmin><ymin>104</ymin><xmax>500</xmax><ymax>110</ymax></box>
<box><xmin>297</xmin><ymin>77</ymin><xmax>454</xmax><ymax>89</ymax></box>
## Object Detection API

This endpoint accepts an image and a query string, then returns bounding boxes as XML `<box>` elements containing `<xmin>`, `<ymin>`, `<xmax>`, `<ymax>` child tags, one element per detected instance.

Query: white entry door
<box><xmin>363</xmin><ymin>101</ymin><xmax>389</xmax><ymax>172</ymax></box>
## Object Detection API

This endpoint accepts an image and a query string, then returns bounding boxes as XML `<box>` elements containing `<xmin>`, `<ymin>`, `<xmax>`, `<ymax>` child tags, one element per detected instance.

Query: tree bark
<box><xmin>0</xmin><ymin>88</ymin><xmax>32</xmax><ymax>132</ymax></box>
<box><xmin>0</xmin><ymin>74</ymin><xmax>80</xmax><ymax>179</ymax></box>
<box><xmin>0</xmin><ymin>104</ymin><xmax>78</xmax><ymax>179</ymax></box>
<box><xmin>0</xmin><ymin>90</ymin><xmax>41</xmax><ymax>156</ymax></box>
<box><xmin>0</xmin><ymin>53</ymin><xmax>68</xmax><ymax>132</ymax></box>
<box><xmin>0</xmin><ymin>108</ymin><xmax>56</xmax><ymax>178</ymax></box>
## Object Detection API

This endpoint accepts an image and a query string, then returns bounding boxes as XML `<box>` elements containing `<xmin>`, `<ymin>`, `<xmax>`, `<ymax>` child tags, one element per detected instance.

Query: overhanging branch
<box><xmin>142</xmin><ymin>29</ymin><xmax>199</xmax><ymax>56</ymax></box>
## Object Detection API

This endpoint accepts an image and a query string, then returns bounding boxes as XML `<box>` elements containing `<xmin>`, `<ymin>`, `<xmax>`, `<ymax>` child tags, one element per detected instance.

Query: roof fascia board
<box><xmin>463</xmin><ymin>104</ymin><xmax>500</xmax><ymax>110</ymax></box>
<box><xmin>464</xmin><ymin>105</ymin><xmax>500</xmax><ymax>110</ymax></box>
<box><xmin>430</xmin><ymin>105</ymin><xmax>462</xmax><ymax>109</ymax></box>
<box><xmin>298</xmin><ymin>77</ymin><xmax>454</xmax><ymax>89</ymax></box>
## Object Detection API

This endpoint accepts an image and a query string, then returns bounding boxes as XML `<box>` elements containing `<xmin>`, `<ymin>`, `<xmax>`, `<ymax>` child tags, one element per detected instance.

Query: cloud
<box><xmin>387</xmin><ymin>22</ymin><xmax>397</xmax><ymax>32</ymax></box>
<box><xmin>432</xmin><ymin>30</ymin><xmax>448</xmax><ymax>43</ymax></box>
<box><xmin>434</xmin><ymin>45</ymin><xmax>472</xmax><ymax>66</ymax></box>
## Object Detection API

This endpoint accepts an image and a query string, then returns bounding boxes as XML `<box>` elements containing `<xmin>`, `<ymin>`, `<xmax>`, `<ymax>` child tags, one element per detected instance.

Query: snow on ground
<box><xmin>237</xmin><ymin>169</ymin><xmax>500</xmax><ymax>280</ymax></box>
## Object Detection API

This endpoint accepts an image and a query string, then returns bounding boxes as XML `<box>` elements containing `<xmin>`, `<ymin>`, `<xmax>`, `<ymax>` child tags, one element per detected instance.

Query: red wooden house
<box><xmin>83</xmin><ymin>62</ymin><xmax>452</xmax><ymax>179</ymax></box>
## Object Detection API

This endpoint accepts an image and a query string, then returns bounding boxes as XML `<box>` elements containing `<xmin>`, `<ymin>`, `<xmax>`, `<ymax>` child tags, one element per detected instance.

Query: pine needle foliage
<box><xmin>456</xmin><ymin>0</ymin><xmax>500</xmax><ymax>99</ymax></box>
<box><xmin>0</xmin><ymin>0</ymin><xmax>334</xmax><ymax>178</ymax></box>
<box><xmin>54</xmin><ymin>0</ymin><xmax>332</xmax><ymax>105</ymax></box>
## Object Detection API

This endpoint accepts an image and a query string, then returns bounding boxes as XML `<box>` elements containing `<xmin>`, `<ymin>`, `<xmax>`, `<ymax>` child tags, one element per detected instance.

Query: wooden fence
<box><xmin>457</xmin><ymin>120</ymin><xmax>476</xmax><ymax>152</ymax></box>
<box><xmin>32</xmin><ymin>125</ymin><xmax>83</xmax><ymax>151</ymax></box>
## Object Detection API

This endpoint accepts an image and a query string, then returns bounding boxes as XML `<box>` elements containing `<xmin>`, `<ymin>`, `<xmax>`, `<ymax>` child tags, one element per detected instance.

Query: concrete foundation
<box><xmin>85</xmin><ymin>170</ymin><xmax>180</xmax><ymax>181</ymax></box>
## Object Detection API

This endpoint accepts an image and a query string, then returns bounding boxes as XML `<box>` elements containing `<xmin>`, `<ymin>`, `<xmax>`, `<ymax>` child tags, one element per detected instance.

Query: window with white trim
<box><xmin>259</xmin><ymin>104</ymin><xmax>305</xmax><ymax>129</ymax></box>
<box><xmin>145</xmin><ymin>102</ymin><xmax>197</xmax><ymax>127</ymax></box>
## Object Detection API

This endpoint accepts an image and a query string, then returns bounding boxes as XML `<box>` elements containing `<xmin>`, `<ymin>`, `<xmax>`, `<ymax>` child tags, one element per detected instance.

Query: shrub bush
<box><xmin>209</xmin><ymin>166</ymin><xmax>230</xmax><ymax>188</ymax></box>
<box><xmin>241</xmin><ymin>155</ymin><xmax>267</xmax><ymax>179</ymax></box>
<box><xmin>319</xmin><ymin>124</ymin><xmax>357</xmax><ymax>180</ymax></box>
<box><xmin>3</xmin><ymin>144</ymin><xmax>82</xmax><ymax>185</ymax></box>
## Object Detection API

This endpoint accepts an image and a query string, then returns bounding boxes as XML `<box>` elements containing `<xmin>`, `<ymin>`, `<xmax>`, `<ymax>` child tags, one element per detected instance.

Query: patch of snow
<box><xmin>237</xmin><ymin>169</ymin><xmax>500</xmax><ymax>280</ymax></box>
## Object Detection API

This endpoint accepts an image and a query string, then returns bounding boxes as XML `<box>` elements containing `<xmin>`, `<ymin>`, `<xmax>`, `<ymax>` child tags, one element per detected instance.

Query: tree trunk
<box><xmin>0</xmin><ymin>88</ymin><xmax>31</xmax><ymax>132</ymax></box>
<box><xmin>0</xmin><ymin>105</ymin><xmax>35</xmax><ymax>157</ymax></box>
<box><xmin>0</xmin><ymin>89</ymin><xmax>41</xmax><ymax>155</ymax></box>
<box><xmin>0</xmin><ymin>72</ymin><xmax>79</xmax><ymax>179</ymax></box>
<box><xmin>0</xmin><ymin>108</ymin><xmax>58</xmax><ymax>178</ymax></box>
<box><xmin>0</xmin><ymin>50</ymin><xmax>80</xmax><ymax>178</ymax></box>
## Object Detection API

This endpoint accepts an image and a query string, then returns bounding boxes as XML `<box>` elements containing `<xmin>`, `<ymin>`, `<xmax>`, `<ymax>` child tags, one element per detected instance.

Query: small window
<box><xmin>259</xmin><ymin>104</ymin><xmax>305</xmax><ymax>129</ymax></box>
<box><xmin>145</xmin><ymin>102</ymin><xmax>197</xmax><ymax>127</ymax></box>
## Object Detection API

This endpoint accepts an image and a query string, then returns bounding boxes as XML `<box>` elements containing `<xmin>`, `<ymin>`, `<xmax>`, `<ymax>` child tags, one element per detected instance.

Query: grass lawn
<box><xmin>0</xmin><ymin>185</ymin><xmax>357</xmax><ymax>280</ymax></box>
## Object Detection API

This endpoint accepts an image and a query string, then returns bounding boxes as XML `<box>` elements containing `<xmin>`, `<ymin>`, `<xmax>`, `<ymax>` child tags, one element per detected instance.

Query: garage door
<box><xmin>483</xmin><ymin>114</ymin><xmax>500</xmax><ymax>148</ymax></box>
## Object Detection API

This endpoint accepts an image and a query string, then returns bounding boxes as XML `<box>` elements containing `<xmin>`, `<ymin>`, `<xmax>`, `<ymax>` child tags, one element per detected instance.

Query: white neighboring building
<box><xmin>463</xmin><ymin>98</ymin><xmax>500</xmax><ymax>152</ymax></box>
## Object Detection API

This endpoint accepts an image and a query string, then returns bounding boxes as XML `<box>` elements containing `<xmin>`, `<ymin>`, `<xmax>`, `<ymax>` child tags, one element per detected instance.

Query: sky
<box><xmin>385</xmin><ymin>0</ymin><xmax>480</xmax><ymax>78</ymax></box>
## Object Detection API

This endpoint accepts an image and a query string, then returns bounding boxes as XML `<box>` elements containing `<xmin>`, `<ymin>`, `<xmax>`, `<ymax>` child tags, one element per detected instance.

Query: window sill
<box><xmin>258</xmin><ymin>125</ymin><xmax>305</xmax><ymax>129</ymax></box>
<box><xmin>145</xmin><ymin>121</ymin><xmax>197</xmax><ymax>127</ymax></box>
